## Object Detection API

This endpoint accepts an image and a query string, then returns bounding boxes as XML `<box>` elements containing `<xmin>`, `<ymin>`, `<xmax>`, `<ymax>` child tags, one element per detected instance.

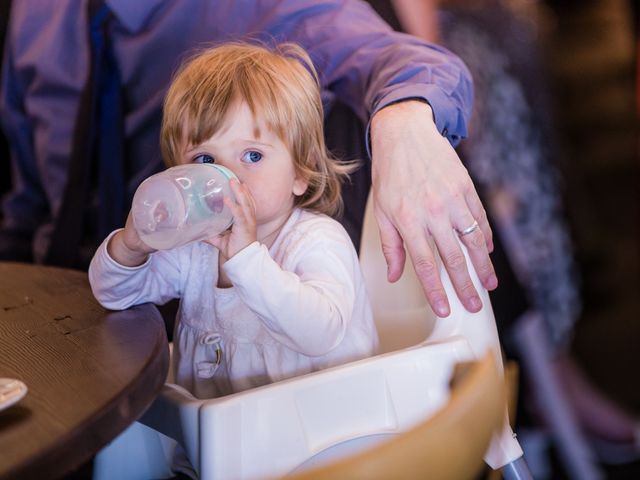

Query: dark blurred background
<box><xmin>535</xmin><ymin>0</ymin><xmax>639</xmax><ymax>476</ymax></box>
<box><xmin>541</xmin><ymin>0</ymin><xmax>638</xmax><ymax>414</ymax></box>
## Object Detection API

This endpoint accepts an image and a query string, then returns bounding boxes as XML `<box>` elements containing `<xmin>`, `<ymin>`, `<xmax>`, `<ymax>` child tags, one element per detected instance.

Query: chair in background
<box><xmin>93</xmin><ymin>192</ymin><xmax>530</xmax><ymax>479</ymax></box>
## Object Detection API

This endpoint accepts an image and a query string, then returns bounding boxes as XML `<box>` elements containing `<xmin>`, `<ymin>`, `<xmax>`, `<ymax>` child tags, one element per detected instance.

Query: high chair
<box><xmin>93</xmin><ymin>193</ymin><xmax>531</xmax><ymax>479</ymax></box>
<box><xmin>286</xmin><ymin>351</ymin><xmax>506</xmax><ymax>480</ymax></box>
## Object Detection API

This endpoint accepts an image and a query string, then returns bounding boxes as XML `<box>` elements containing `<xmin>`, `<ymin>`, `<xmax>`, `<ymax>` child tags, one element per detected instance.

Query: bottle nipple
<box><xmin>203</xmin><ymin>179</ymin><xmax>225</xmax><ymax>214</ymax></box>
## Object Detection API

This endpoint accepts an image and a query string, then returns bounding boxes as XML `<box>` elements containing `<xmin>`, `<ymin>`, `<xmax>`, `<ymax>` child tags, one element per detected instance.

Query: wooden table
<box><xmin>0</xmin><ymin>262</ymin><xmax>169</xmax><ymax>479</ymax></box>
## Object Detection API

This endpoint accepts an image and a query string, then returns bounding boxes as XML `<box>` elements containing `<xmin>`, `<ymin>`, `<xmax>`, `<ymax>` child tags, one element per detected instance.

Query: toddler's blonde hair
<box><xmin>161</xmin><ymin>41</ymin><xmax>355</xmax><ymax>216</ymax></box>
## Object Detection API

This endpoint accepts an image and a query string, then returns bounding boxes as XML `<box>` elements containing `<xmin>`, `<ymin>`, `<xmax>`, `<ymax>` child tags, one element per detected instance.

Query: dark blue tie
<box><xmin>92</xmin><ymin>4</ymin><xmax>126</xmax><ymax>241</ymax></box>
<box><xmin>46</xmin><ymin>0</ymin><xmax>126</xmax><ymax>268</ymax></box>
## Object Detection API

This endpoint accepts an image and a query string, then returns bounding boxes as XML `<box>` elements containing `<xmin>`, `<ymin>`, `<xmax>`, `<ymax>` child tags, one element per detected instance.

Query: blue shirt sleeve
<box><xmin>252</xmin><ymin>0</ymin><xmax>473</xmax><ymax>146</ymax></box>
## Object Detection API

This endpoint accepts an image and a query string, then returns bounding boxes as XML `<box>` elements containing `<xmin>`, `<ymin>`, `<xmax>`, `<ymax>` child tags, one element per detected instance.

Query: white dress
<box><xmin>89</xmin><ymin>208</ymin><xmax>379</xmax><ymax>399</ymax></box>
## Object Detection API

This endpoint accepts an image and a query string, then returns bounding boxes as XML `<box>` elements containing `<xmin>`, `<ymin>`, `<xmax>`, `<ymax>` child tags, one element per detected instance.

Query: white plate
<box><xmin>0</xmin><ymin>378</ymin><xmax>28</xmax><ymax>411</ymax></box>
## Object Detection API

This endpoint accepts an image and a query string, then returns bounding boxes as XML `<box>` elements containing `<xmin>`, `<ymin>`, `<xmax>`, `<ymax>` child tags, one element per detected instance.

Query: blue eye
<box><xmin>193</xmin><ymin>154</ymin><xmax>215</xmax><ymax>164</ymax></box>
<box><xmin>241</xmin><ymin>151</ymin><xmax>263</xmax><ymax>164</ymax></box>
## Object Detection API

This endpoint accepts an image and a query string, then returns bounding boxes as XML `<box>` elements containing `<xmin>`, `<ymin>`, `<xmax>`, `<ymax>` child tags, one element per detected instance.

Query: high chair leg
<box><xmin>510</xmin><ymin>311</ymin><xmax>604</xmax><ymax>480</ymax></box>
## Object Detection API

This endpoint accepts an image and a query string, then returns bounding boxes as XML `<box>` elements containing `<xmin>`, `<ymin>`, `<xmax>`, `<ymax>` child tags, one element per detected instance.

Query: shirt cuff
<box><xmin>365</xmin><ymin>83</ymin><xmax>468</xmax><ymax>157</ymax></box>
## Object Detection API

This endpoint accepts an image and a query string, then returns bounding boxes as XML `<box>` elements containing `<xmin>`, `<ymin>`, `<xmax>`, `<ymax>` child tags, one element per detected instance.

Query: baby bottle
<box><xmin>131</xmin><ymin>164</ymin><xmax>237</xmax><ymax>250</ymax></box>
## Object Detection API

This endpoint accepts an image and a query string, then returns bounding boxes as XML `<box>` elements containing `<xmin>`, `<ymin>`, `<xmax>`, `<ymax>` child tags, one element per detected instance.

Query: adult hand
<box><xmin>370</xmin><ymin>100</ymin><xmax>497</xmax><ymax>317</ymax></box>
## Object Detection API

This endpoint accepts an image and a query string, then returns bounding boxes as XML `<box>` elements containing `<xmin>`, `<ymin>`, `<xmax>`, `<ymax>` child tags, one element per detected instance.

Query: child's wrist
<box><xmin>228</xmin><ymin>240</ymin><xmax>258</xmax><ymax>260</ymax></box>
<box><xmin>107</xmin><ymin>231</ymin><xmax>150</xmax><ymax>267</ymax></box>
<box><xmin>228</xmin><ymin>238</ymin><xmax>256</xmax><ymax>259</ymax></box>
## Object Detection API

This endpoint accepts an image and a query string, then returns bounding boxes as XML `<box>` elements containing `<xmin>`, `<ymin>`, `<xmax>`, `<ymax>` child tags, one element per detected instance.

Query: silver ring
<box><xmin>458</xmin><ymin>220</ymin><xmax>479</xmax><ymax>236</ymax></box>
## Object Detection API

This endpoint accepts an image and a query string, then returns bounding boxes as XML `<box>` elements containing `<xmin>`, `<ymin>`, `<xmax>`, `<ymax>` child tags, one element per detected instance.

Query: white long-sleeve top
<box><xmin>89</xmin><ymin>208</ymin><xmax>378</xmax><ymax>399</ymax></box>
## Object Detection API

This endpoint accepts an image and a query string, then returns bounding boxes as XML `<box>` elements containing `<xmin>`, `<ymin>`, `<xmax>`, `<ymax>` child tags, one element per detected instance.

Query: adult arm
<box><xmin>255</xmin><ymin>0</ymin><xmax>496</xmax><ymax>315</ymax></box>
<box><xmin>255</xmin><ymin>0</ymin><xmax>470</xmax><ymax>144</ymax></box>
<box><xmin>371</xmin><ymin>101</ymin><xmax>495</xmax><ymax>316</ymax></box>
<box><xmin>380</xmin><ymin>1</ymin><xmax>495</xmax><ymax>315</ymax></box>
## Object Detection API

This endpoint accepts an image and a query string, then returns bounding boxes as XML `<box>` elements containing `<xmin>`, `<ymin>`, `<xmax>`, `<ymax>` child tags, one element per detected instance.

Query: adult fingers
<box><xmin>375</xmin><ymin>206</ymin><xmax>406</xmax><ymax>282</ymax></box>
<box><xmin>465</xmin><ymin>189</ymin><xmax>493</xmax><ymax>253</ymax></box>
<box><xmin>397</xmin><ymin>220</ymin><xmax>451</xmax><ymax>317</ymax></box>
<box><xmin>430</xmin><ymin>214</ymin><xmax>483</xmax><ymax>313</ymax></box>
<box><xmin>460</xmin><ymin>191</ymin><xmax>497</xmax><ymax>291</ymax></box>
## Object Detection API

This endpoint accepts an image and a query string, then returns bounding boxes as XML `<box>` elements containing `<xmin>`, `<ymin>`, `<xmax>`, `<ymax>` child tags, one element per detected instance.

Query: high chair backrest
<box><xmin>357</xmin><ymin>192</ymin><xmax>524</xmax><ymax>470</ymax></box>
<box><xmin>358</xmin><ymin>192</ymin><xmax>435</xmax><ymax>353</ymax></box>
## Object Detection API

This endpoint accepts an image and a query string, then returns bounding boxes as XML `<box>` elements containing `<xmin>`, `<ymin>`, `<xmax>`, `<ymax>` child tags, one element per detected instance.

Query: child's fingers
<box><xmin>229</xmin><ymin>179</ymin><xmax>249</xmax><ymax>209</ymax></box>
<box><xmin>223</xmin><ymin>194</ymin><xmax>243</xmax><ymax>219</ymax></box>
<box><xmin>205</xmin><ymin>230</ymin><xmax>228</xmax><ymax>249</ymax></box>
<box><xmin>228</xmin><ymin>180</ymin><xmax>256</xmax><ymax>223</ymax></box>
<box><xmin>224</xmin><ymin>195</ymin><xmax>249</xmax><ymax>226</ymax></box>
<box><xmin>237</xmin><ymin>182</ymin><xmax>256</xmax><ymax>221</ymax></box>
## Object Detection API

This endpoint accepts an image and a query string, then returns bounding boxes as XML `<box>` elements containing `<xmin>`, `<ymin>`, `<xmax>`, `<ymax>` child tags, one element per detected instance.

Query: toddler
<box><xmin>89</xmin><ymin>42</ymin><xmax>379</xmax><ymax>399</ymax></box>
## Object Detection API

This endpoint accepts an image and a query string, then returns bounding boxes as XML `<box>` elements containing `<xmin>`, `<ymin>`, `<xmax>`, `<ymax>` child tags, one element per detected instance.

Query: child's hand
<box><xmin>207</xmin><ymin>179</ymin><xmax>257</xmax><ymax>259</ymax></box>
<box><xmin>107</xmin><ymin>212</ymin><xmax>156</xmax><ymax>267</ymax></box>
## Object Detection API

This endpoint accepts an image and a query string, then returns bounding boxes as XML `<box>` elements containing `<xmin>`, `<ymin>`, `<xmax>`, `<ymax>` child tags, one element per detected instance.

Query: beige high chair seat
<box><xmin>93</xmin><ymin>192</ymin><xmax>529</xmax><ymax>479</ymax></box>
<box><xmin>287</xmin><ymin>351</ymin><xmax>506</xmax><ymax>480</ymax></box>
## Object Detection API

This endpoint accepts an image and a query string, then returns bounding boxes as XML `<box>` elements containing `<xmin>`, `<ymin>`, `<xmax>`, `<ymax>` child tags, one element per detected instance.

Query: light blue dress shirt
<box><xmin>0</xmin><ymin>0</ymin><xmax>472</xmax><ymax>262</ymax></box>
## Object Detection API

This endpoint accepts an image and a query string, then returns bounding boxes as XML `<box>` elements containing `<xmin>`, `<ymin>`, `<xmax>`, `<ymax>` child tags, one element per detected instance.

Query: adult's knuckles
<box><xmin>425</xmin><ymin>199</ymin><xmax>446</xmax><ymax>218</ymax></box>
<box><xmin>458</xmin><ymin>280</ymin><xmax>477</xmax><ymax>298</ymax></box>
<box><xmin>443</xmin><ymin>251</ymin><xmax>466</xmax><ymax>271</ymax></box>
<box><xmin>393</xmin><ymin>198</ymin><xmax>418</xmax><ymax>225</ymax></box>
<box><xmin>381</xmin><ymin>243</ymin><xmax>405</xmax><ymax>265</ymax></box>
<box><xmin>412</xmin><ymin>256</ymin><xmax>439</xmax><ymax>278</ymax></box>
<box><xmin>466</xmin><ymin>230</ymin><xmax>486</xmax><ymax>249</ymax></box>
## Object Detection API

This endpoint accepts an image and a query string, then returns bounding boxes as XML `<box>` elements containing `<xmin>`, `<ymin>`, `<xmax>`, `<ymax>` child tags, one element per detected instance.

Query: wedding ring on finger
<box><xmin>457</xmin><ymin>220</ymin><xmax>479</xmax><ymax>237</ymax></box>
